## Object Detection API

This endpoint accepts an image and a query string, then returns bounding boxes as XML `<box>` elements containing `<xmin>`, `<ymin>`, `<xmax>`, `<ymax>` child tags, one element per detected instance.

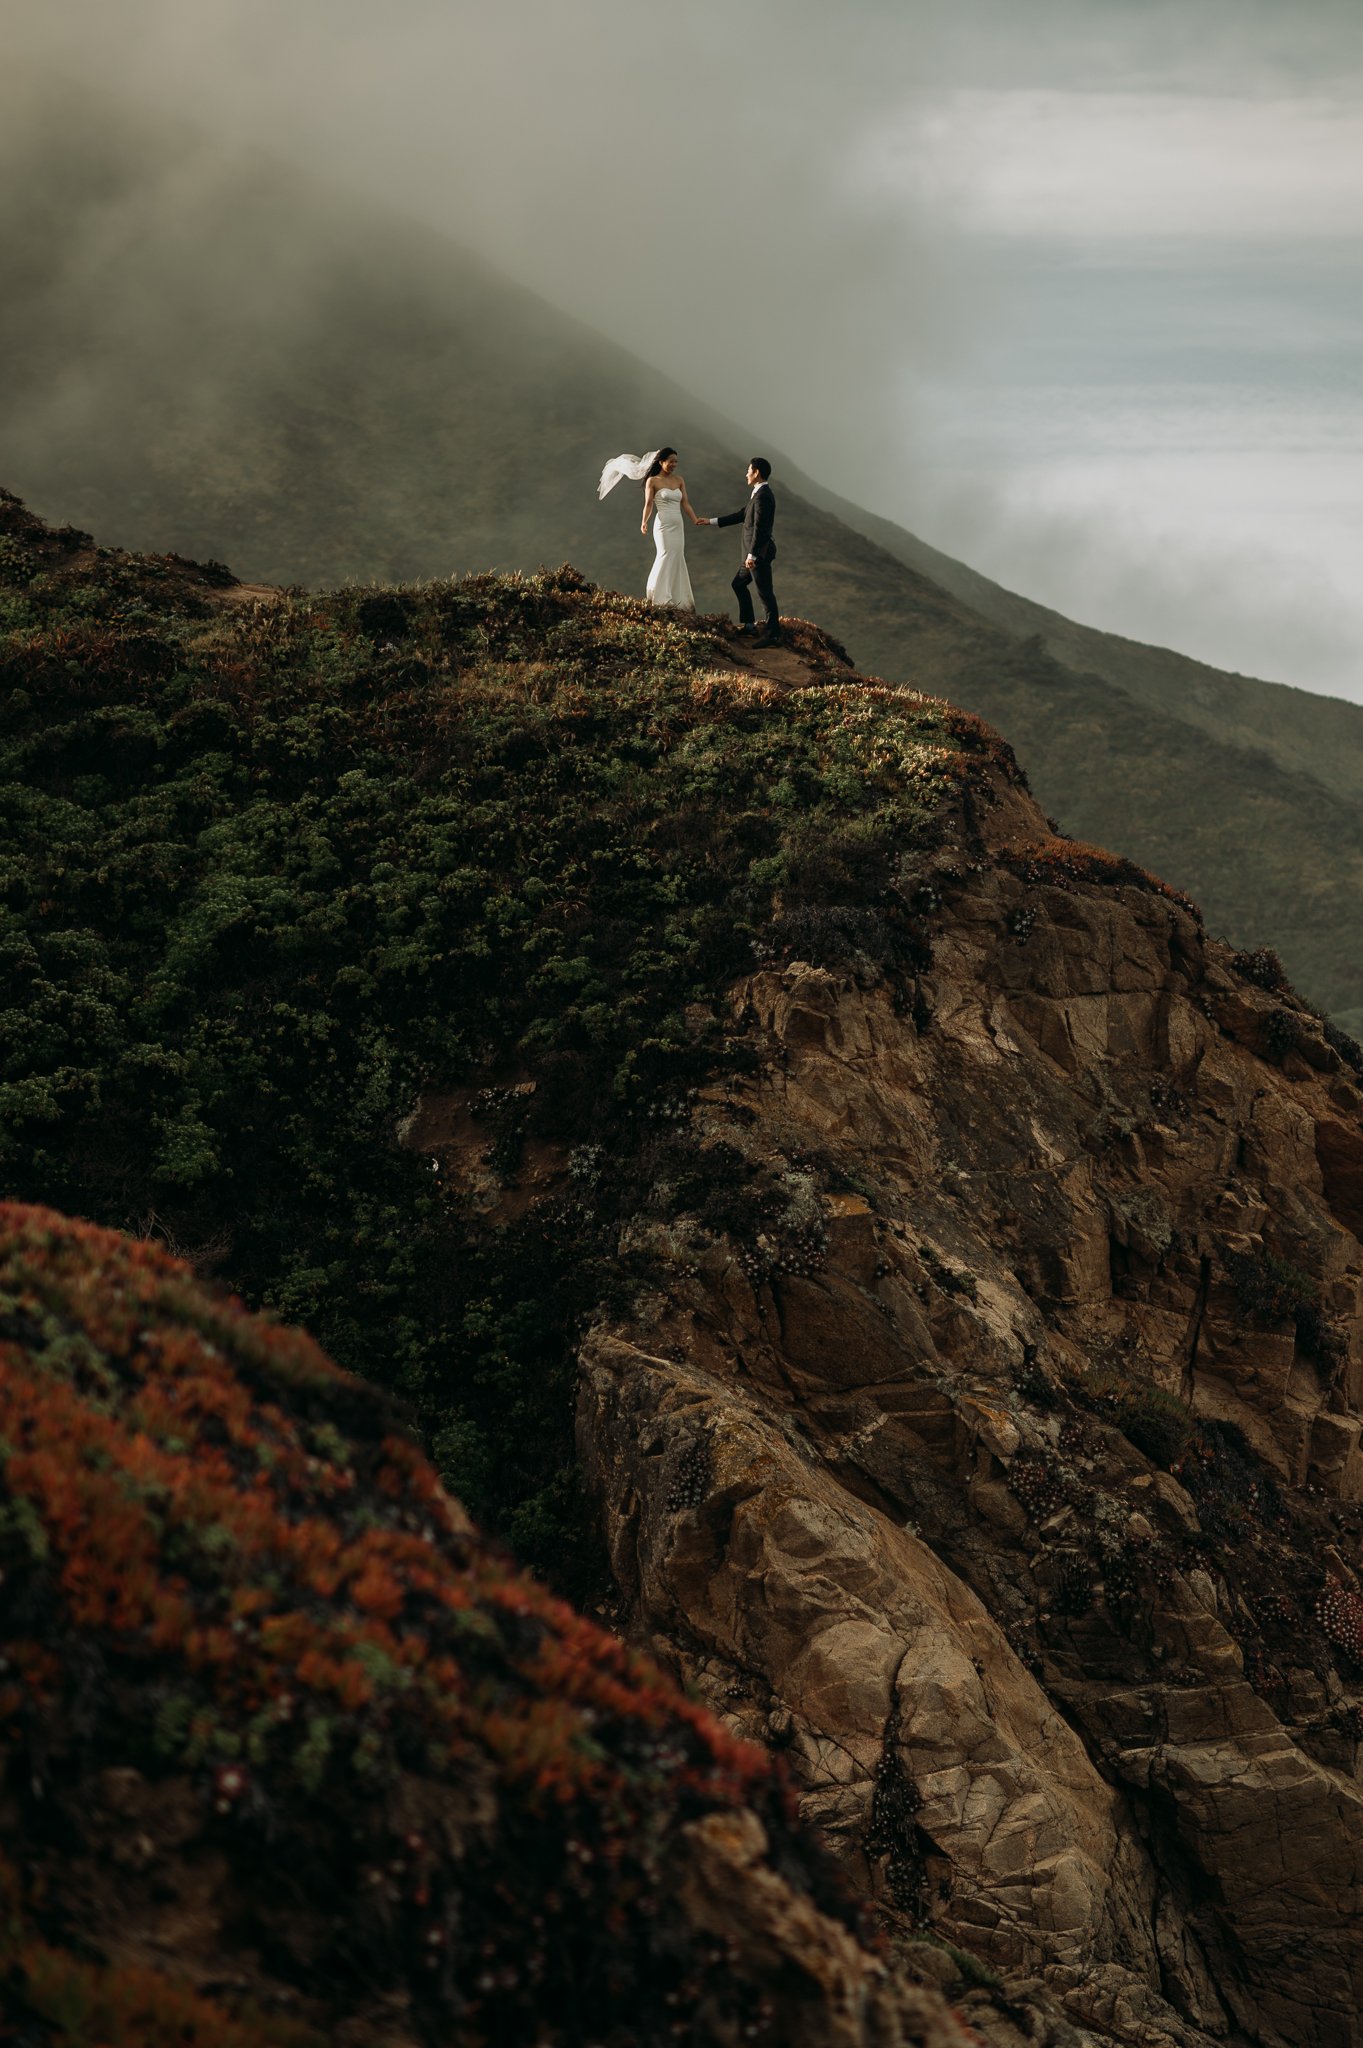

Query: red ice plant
<box><xmin>0</xmin><ymin>1201</ymin><xmax>873</xmax><ymax>2046</ymax></box>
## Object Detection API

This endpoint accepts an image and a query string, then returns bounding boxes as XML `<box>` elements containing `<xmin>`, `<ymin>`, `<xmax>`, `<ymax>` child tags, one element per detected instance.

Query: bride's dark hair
<box><xmin>645</xmin><ymin>447</ymin><xmax>678</xmax><ymax>480</ymax></box>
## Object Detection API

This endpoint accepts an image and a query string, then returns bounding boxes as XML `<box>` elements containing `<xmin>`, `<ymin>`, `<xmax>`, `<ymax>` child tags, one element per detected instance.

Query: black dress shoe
<box><xmin>751</xmin><ymin>628</ymin><xmax>782</xmax><ymax>648</ymax></box>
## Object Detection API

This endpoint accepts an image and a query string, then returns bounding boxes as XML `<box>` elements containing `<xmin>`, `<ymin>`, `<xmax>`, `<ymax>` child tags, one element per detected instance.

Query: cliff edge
<box><xmin>5</xmin><ymin>485</ymin><xmax>1363</xmax><ymax>2044</ymax></box>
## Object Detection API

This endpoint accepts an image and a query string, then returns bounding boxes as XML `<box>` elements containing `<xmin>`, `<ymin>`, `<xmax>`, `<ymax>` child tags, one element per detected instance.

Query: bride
<box><xmin>597</xmin><ymin>446</ymin><xmax>704</xmax><ymax>608</ymax></box>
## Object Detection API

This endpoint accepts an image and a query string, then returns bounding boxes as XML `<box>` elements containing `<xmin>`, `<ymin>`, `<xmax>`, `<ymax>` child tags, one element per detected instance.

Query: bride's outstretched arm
<box><xmin>681</xmin><ymin>482</ymin><xmax>704</xmax><ymax>526</ymax></box>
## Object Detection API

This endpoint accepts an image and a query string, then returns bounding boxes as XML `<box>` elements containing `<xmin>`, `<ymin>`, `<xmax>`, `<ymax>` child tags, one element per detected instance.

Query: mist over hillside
<box><xmin>5</xmin><ymin>69</ymin><xmax>1363</xmax><ymax>1028</ymax></box>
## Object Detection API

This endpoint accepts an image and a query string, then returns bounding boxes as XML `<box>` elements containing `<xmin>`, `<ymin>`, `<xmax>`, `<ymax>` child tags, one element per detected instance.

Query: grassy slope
<box><xmin>0</xmin><ymin>487</ymin><xmax>1002</xmax><ymax>1587</ymax></box>
<box><xmin>4</xmin><ymin>71</ymin><xmax>1363</xmax><ymax>1024</ymax></box>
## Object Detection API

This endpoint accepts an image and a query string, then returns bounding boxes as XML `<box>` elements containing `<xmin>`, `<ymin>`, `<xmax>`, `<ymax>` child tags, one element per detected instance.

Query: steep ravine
<box><xmin>432</xmin><ymin>760</ymin><xmax>1363</xmax><ymax>2048</ymax></box>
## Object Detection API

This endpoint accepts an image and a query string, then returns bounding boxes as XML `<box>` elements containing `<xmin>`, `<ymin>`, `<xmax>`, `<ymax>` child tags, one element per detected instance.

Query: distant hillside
<box><xmin>0</xmin><ymin>68</ymin><xmax>960</xmax><ymax>632</ymax></box>
<box><xmin>819</xmin><ymin>492</ymin><xmax>1363</xmax><ymax>809</ymax></box>
<box><xmin>4</xmin><ymin>68</ymin><xmax>1363</xmax><ymax>1027</ymax></box>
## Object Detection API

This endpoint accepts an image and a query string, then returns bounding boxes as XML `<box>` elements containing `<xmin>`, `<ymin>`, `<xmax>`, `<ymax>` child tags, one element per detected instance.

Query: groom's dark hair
<box><xmin>749</xmin><ymin>456</ymin><xmax>772</xmax><ymax>480</ymax></box>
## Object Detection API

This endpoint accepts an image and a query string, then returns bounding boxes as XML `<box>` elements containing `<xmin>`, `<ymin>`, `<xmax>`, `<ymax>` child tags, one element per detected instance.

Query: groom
<box><xmin>703</xmin><ymin>457</ymin><xmax>779</xmax><ymax>646</ymax></box>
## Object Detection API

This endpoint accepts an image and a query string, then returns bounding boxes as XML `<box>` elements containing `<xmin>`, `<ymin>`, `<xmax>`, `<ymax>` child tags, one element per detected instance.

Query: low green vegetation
<box><xmin>1112</xmin><ymin>1384</ymin><xmax>1197</xmax><ymax>1470</ymax></box>
<box><xmin>0</xmin><ymin>495</ymin><xmax>992</xmax><ymax>1582</ymax></box>
<box><xmin>1226</xmin><ymin>1246</ymin><xmax>1343</xmax><ymax>1371</ymax></box>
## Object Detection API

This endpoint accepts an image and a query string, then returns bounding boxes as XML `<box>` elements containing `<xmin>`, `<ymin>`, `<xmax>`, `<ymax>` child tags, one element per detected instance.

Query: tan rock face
<box><xmin>676</xmin><ymin>1808</ymin><xmax>971</xmax><ymax>2048</ymax></box>
<box><xmin>571</xmin><ymin>773</ymin><xmax>1363</xmax><ymax>2048</ymax></box>
<box><xmin>582</xmin><ymin>1334</ymin><xmax>1145</xmax><ymax>1979</ymax></box>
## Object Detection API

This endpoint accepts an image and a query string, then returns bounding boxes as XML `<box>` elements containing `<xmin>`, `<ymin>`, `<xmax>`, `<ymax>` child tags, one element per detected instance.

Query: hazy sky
<box><xmin>18</xmin><ymin>0</ymin><xmax>1363</xmax><ymax>697</ymax></box>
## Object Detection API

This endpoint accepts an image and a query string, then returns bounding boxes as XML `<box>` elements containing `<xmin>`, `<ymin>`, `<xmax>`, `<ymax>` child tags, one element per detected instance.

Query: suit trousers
<box><xmin>733</xmin><ymin>557</ymin><xmax>778</xmax><ymax>630</ymax></box>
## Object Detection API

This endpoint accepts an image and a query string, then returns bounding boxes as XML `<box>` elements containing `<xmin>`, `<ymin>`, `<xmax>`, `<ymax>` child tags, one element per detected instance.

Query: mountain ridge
<box><xmin>3</xmin><ymin>66</ymin><xmax>1363</xmax><ymax>1027</ymax></box>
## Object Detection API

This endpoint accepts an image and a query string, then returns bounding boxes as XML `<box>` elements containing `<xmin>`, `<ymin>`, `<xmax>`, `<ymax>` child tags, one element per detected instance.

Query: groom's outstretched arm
<box><xmin>711</xmin><ymin>508</ymin><xmax>744</xmax><ymax>528</ymax></box>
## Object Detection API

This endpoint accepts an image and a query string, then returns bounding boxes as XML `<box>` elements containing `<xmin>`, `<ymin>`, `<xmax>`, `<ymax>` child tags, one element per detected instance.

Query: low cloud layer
<box><xmin>865</xmin><ymin>88</ymin><xmax>1363</xmax><ymax>238</ymax></box>
<box><xmin>14</xmin><ymin>0</ymin><xmax>973</xmax><ymax>502</ymax></box>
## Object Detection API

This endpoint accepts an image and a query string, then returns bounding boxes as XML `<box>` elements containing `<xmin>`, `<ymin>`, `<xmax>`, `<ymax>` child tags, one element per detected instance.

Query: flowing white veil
<box><xmin>597</xmin><ymin>450</ymin><xmax>661</xmax><ymax>499</ymax></box>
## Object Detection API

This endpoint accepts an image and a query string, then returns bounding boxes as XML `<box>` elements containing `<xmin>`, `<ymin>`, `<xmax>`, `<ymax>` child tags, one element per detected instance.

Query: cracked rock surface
<box><xmin>569</xmin><ymin>768</ymin><xmax>1363</xmax><ymax>2048</ymax></box>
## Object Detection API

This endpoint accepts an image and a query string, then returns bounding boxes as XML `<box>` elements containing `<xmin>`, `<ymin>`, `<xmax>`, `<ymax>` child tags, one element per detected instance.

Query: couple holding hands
<box><xmin>597</xmin><ymin>447</ymin><xmax>781</xmax><ymax>646</ymax></box>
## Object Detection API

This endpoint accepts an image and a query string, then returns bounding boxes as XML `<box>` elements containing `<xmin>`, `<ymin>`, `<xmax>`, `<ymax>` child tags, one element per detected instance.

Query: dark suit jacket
<box><xmin>716</xmin><ymin>483</ymin><xmax>776</xmax><ymax>562</ymax></box>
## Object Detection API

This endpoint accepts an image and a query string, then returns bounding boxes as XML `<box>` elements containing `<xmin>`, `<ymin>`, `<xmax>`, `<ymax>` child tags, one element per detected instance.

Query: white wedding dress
<box><xmin>646</xmin><ymin>489</ymin><xmax>695</xmax><ymax>609</ymax></box>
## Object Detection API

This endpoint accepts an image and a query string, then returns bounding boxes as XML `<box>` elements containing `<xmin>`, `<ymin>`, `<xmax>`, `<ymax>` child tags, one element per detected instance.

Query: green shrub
<box><xmin>1081</xmin><ymin>1359</ymin><xmax>1194</xmax><ymax>1467</ymax></box>
<box><xmin>1226</xmin><ymin>1248</ymin><xmax>1341</xmax><ymax>1368</ymax></box>
<box><xmin>0</xmin><ymin>502</ymin><xmax>1003</xmax><ymax>1583</ymax></box>
<box><xmin>1232</xmin><ymin>946</ymin><xmax>1291</xmax><ymax>993</ymax></box>
<box><xmin>1115</xmin><ymin>1386</ymin><xmax>1195</xmax><ymax>1469</ymax></box>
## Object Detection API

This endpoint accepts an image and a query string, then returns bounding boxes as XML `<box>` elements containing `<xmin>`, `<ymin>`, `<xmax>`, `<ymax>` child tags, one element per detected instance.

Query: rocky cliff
<box><xmin>569</xmin><ymin>823</ymin><xmax>1363</xmax><ymax>2046</ymax></box>
<box><xmin>5</xmin><ymin>487</ymin><xmax>1363</xmax><ymax>2045</ymax></box>
<box><xmin>427</xmin><ymin>723</ymin><xmax>1363</xmax><ymax>2046</ymax></box>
